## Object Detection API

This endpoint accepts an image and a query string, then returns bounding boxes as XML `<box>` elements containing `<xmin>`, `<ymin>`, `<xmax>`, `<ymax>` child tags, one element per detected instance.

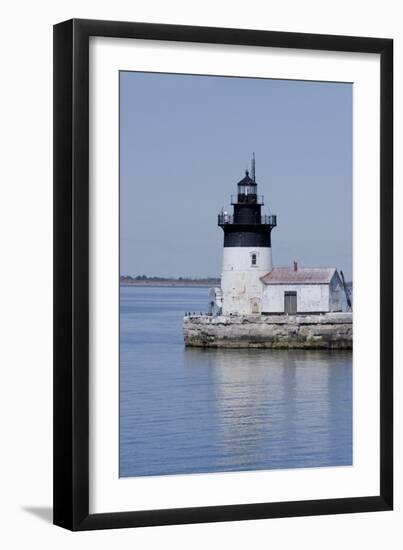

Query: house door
<box><xmin>284</xmin><ymin>291</ymin><xmax>297</xmax><ymax>314</ymax></box>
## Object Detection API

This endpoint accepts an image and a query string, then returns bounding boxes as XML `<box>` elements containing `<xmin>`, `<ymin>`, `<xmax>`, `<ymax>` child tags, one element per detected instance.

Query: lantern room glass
<box><xmin>238</xmin><ymin>184</ymin><xmax>257</xmax><ymax>195</ymax></box>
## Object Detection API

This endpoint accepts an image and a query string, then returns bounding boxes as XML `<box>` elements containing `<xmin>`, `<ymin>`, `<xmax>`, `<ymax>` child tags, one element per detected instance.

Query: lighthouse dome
<box><xmin>237</xmin><ymin>170</ymin><xmax>256</xmax><ymax>187</ymax></box>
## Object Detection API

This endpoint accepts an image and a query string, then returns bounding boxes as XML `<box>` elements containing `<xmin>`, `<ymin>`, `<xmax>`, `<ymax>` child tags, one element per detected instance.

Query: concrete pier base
<box><xmin>184</xmin><ymin>312</ymin><xmax>352</xmax><ymax>349</ymax></box>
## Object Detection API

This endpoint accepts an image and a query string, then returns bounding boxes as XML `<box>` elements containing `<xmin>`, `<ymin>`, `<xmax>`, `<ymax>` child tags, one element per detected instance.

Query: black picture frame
<box><xmin>53</xmin><ymin>18</ymin><xmax>393</xmax><ymax>531</ymax></box>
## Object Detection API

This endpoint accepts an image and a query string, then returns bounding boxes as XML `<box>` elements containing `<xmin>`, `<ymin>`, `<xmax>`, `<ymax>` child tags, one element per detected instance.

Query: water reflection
<box><xmin>184</xmin><ymin>349</ymin><xmax>352</xmax><ymax>472</ymax></box>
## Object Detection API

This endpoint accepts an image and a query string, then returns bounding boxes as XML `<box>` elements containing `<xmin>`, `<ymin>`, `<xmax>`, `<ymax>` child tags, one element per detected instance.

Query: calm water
<box><xmin>120</xmin><ymin>286</ymin><xmax>352</xmax><ymax>477</ymax></box>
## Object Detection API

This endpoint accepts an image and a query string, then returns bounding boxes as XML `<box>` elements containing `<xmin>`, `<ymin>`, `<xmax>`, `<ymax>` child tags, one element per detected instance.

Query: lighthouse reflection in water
<box><xmin>120</xmin><ymin>286</ymin><xmax>352</xmax><ymax>478</ymax></box>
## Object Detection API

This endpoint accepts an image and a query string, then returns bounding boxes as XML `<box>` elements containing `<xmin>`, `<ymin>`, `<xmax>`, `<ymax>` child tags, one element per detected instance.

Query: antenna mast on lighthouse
<box><xmin>251</xmin><ymin>152</ymin><xmax>256</xmax><ymax>182</ymax></box>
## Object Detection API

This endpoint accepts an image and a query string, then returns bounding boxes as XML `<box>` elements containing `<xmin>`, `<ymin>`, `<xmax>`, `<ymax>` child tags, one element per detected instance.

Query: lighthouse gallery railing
<box><xmin>218</xmin><ymin>213</ymin><xmax>277</xmax><ymax>226</ymax></box>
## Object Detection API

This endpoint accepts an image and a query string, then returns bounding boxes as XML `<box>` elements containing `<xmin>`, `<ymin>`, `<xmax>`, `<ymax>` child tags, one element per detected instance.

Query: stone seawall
<box><xmin>184</xmin><ymin>313</ymin><xmax>352</xmax><ymax>349</ymax></box>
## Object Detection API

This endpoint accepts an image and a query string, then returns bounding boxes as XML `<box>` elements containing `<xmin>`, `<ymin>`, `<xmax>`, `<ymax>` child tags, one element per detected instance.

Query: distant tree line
<box><xmin>120</xmin><ymin>275</ymin><xmax>220</xmax><ymax>282</ymax></box>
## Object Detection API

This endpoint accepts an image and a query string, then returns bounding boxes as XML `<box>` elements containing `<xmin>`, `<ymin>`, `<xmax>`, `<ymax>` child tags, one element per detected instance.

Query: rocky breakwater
<box><xmin>184</xmin><ymin>312</ymin><xmax>352</xmax><ymax>349</ymax></box>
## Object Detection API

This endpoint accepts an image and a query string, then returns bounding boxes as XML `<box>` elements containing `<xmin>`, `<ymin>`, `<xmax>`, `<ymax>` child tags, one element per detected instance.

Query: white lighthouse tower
<box><xmin>218</xmin><ymin>155</ymin><xmax>277</xmax><ymax>315</ymax></box>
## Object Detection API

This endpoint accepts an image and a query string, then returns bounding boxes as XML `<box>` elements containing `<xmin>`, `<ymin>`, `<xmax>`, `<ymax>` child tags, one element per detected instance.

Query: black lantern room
<box><xmin>218</xmin><ymin>156</ymin><xmax>277</xmax><ymax>247</ymax></box>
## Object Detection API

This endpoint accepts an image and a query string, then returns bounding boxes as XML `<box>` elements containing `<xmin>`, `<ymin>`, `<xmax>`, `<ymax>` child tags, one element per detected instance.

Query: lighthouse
<box><xmin>218</xmin><ymin>155</ymin><xmax>277</xmax><ymax>315</ymax></box>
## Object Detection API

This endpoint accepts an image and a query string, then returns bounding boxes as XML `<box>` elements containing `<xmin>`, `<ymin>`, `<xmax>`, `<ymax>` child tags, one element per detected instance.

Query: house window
<box><xmin>251</xmin><ymin>253</ymin><xmax>257</xmax><ymax>266</ymax></box>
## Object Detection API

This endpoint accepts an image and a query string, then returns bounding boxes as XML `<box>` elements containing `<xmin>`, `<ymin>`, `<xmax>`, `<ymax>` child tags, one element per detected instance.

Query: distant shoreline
<box><xmin>120</xmin><ymin>278</ymin><xmax>351</xmax><ymax>289</ymax></box>
<box><xmin>120</xmin><ymin>279</ymin><xmax>220</xmax><ymax>288</ymax></box>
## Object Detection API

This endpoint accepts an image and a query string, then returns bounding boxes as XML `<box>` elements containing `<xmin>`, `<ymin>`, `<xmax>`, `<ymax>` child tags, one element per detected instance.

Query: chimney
<box><xmin>293</xmin><ymin>261</ymin><xmax>298</xmax><ymax>272</ymax></box>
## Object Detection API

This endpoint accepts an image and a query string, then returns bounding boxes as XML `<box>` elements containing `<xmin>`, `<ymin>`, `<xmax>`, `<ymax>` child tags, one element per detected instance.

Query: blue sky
<box><xmin>120</xmin><ymin>72</ymin><xmax>352</xmax><ymax>280</ymax></box>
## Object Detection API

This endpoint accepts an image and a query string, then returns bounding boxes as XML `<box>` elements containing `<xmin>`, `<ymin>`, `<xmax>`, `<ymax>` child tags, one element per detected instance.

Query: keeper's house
<box><xmin>261</xmin><ymin>266</ymin><xmax>344</xmax><ymax>314</ymax></box>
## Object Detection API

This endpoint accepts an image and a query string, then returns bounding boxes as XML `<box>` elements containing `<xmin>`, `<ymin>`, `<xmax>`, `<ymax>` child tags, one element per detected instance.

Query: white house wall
<box><xmin>262</xmin><ymin>283</ymin><xmax>330</xmax><ymax>313</ymax></box>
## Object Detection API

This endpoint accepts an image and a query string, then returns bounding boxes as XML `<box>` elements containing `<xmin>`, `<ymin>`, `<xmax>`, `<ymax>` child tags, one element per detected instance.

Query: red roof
<box><xmin>261</xmin><ymin>267</ymin><xmax>338</xmax><ymax>285</ymax></box>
